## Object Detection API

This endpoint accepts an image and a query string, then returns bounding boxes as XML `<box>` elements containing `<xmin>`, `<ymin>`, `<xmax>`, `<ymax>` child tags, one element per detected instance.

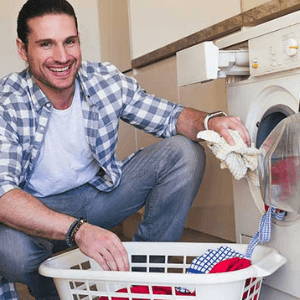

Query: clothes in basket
<box><xmin>99</xmin><ymin>246</ymin><xmax>252</xmax><ymax>300</ymax></box>
<box><xmin>186</xmin><ymin>246</ymin><xmax>249</xmax><ymax>274</ymax></box>
<box><xmin>99</xmin><ymin>285</ymin><xmax>195</xmax><ymax>300</ymax></box>
<box><xmin>176</xmin><ymin>246</ymin><xmax>251</xmax><ymax>294</ymax></box>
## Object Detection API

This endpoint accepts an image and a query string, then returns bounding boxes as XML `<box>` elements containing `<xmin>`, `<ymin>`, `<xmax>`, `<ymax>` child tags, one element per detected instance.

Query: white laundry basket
<box><xmin>39</xmin><ymin>242</ymin><xmax>286</xmax><ymax>300</ymax></box>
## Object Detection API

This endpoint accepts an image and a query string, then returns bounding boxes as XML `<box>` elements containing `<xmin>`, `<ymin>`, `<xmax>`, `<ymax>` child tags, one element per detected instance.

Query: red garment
<box><xmin>208</xmin><ymin>257</ymin><xmax>257</xmax><ymax>300</ymax></box>
<box><xmin>271</xmin><ymin>157</ymin><xmax>297</xmax><ymax>200</ymax></box>
<box><xmin>242</xmin><ymin>278</ymin><xmax>259</xmax><ymax>300</ymax></box>
<box><xmin>99</xmin><ymin>257</ymin><xmax>253</xmax><ymax>300</ymax></box>
<box><xmin>209</xmin><ymin>257</ymin><xmax>251</xmax><ymax>273</ymax></box>
<box><xmin>99</xmin><ymin>285</ymin><xmax>195</xmax><ymax>300</ymax></box>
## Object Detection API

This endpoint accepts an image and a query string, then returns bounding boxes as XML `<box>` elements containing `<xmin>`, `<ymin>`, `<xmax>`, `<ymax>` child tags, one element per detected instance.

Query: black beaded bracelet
<box><xmin>65</xmin><ymin>218</ymin><xmax>87</xmax><ymax>247</ymax></box>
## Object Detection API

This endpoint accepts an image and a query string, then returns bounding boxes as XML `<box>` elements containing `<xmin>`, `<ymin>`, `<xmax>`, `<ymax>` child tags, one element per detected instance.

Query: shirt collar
<box><xmin>25</xmin><ymin>69</ymin><xmax>52</xmax><ymax>112</ymax></box>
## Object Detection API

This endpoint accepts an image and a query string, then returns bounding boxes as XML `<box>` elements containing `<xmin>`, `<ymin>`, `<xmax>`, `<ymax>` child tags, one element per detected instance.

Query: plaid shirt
<box><xmin>0</xmin><ymin>61</ymin><xmax>183</xmax><ymax>197</ymax></box>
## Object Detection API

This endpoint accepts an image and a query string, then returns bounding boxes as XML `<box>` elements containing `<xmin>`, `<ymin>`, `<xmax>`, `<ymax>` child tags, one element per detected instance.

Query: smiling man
<box><xmin>17</xmin><ymin>13</ymin><xmax>81</xmax><ymax>108</ymax></box>
<box><xmin>0</xmin><ymin>0</ymin><xmax>249</xmax><ymax>299</ymax></box>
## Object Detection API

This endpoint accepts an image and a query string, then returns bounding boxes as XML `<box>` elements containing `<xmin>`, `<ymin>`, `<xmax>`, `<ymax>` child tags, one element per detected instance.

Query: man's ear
<box><xmin>16</xmin><ymin>38</ymin><xmax>28</xmax><ymax>62</ymax></box>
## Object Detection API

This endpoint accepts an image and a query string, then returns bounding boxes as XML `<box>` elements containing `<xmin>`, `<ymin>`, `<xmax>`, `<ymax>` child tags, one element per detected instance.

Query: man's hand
<box><xmin>208</xmin><ymin>116</ymin><xmax>250</xmax><ymax>146</ymax></box>
<box><xmin>74</xmin><ymin>222</ymin><xmax>129</xmax><ymax>271</ymax></box>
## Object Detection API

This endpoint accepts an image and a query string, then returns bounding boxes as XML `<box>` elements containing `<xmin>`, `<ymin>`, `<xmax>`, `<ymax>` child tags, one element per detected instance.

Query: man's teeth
<box><xmin>50</xmin><ymin>66</ymin><xmax>70</xmax><ymax>72</ymax></box>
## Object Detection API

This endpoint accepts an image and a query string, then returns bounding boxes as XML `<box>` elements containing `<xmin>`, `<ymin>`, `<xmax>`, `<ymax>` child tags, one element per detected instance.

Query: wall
<box><xmin>70</xmin><ymin>0</ymin><xmax>102</xmax><ymax>62</ymax></box>
<box><xmin>128</xmin><ymin>0</ymin><xmax>241</xmax><ymax>59</ymax></box>
<box><xmin>0</xmin><ymin>0</ymin><xmax>26</xmax><ymax>77</ymax></box>
<box><xmin>98</xmin><ymin>0</ymin><xmax>131</xmax><ymax>72</ymax></box>
<box><xmin>241</xmin><ymin>0</ymin><xmax>272</xmax><ymax>11</ymax></box>
<box><xmin>0</xmin><ymin>0</ymin><xmax>102</xmax><ymax>78</ymax></box>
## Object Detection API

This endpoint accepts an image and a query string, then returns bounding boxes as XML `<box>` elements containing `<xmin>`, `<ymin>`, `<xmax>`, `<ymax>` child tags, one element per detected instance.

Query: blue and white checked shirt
<box><xmin>0</xmin><ymin>61</ymin><xmax>183</xmax><ymax>197</ymax></box>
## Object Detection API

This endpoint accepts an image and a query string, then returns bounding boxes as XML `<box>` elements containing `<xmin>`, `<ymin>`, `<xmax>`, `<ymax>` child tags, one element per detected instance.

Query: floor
<box><xmin>15</xmin><ymin>284</ymin><xmax>34</xmax><ymax>300</ymax></box>
<box><xmin>15</xmin><ymin>226</ymin><xmax>229</xmax><ymax>299</ymax></box>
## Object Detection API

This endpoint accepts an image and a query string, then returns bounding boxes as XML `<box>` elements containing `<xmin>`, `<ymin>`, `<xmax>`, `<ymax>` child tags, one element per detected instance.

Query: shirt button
<box><xmin>45</xmin><ymin>103</ymin><xmax>52</xmax><ymax>109</ymax></box>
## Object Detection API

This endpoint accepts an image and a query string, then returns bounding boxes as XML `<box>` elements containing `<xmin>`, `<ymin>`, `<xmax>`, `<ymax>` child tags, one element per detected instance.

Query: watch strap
<box><xmin>204</xmin><ymin>111</ymin><xmax>227</xmax><ymax>130</ymax></box>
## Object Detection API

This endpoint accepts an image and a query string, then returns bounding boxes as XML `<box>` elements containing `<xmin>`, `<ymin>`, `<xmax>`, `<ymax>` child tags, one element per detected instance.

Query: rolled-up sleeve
<box><xmin>119</xmin><ymin>73</ymin><xmax>184</xmax><ymax>138</ymax></box>
<box><xmin>0</xmin><ymin>112</ymin><xmax>22</xmax><ymax>197</ymax></box>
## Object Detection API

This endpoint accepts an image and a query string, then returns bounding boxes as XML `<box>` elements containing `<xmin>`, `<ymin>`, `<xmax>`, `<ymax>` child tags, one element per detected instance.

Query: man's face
<box><xmin>17</xmin><ymin>14</ymin><xmax>82</xmax><ymax>96</ymax></box>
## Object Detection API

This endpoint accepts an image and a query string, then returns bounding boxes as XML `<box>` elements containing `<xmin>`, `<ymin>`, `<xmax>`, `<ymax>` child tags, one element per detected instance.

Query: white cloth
<box><xmin>27</xmin><ymin>81</ymin><xmax>99</xmax><ymax>197</ymax></box>
<box><xmin>197</xmin><ymin>129</ymin><xmax>265</xmax><ymax>214</ymax></box>
<box><xmin>197</xmin><ymin>129</ymin><xmax>260</xmax><ymax>180</ymax></box>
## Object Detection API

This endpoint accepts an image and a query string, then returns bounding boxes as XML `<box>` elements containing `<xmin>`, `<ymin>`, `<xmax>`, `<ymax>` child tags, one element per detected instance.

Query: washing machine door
<box><xmin>258</xmin><ymin>113</ymin><xmax>300</xmax><ymax>215</ymax></box>
<box><xmin>257</xmin><ymin>113</ymin><xmax>300</xmax><ymax>299</ymax></box>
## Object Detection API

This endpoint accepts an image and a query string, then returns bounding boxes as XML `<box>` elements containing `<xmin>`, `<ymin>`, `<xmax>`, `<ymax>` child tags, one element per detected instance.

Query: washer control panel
<box><xmin>249</xmin><ymin>23</ymin><xmax>300</xmax><ymax>76</ymax></box>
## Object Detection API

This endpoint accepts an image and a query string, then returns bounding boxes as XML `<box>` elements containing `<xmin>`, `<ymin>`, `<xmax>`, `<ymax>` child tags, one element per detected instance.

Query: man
<box><xmin>0</xmin><ymin>0</ymin><xmax>250</xmax><ymax>299</ymax></box>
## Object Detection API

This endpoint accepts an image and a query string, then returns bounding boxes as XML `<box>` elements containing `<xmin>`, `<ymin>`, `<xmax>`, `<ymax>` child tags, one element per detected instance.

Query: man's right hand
<box><xmin>74</xmin><ymin>222</ymin><xmax>129</xmax><ymax>271</ymax></box>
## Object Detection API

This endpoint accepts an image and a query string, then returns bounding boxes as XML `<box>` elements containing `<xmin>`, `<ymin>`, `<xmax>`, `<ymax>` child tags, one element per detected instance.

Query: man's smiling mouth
<box><xmin>49</xmin><ymin>66</ymin><xmax>70</xmax><ymax>72</ymax></box>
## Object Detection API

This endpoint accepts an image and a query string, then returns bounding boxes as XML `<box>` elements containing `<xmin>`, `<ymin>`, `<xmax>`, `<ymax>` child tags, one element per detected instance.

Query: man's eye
<box><xmin>40</xmin><ymin>41</ymin><xmax>51</xmax><ymax>48</ymax></box>
<box><xmin>65</xmin><ymin>39</ymin><xmax>76</xmax><ymax>46</ymax></box>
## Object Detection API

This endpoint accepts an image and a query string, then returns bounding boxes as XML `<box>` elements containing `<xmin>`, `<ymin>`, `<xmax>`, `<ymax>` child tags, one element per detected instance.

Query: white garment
<box><xmin>197</xmin><ymin>129</ymin><xmax>260</xmax><ymax>180</ymax></box>
<box><xmin>197</xmin><ymin>129</ymin><xmax>265</xmax><ymax>214</ymax></box>
<box><xmin>27</xmin><ymin>82</ymin><xmax>99</xmax><ymax>197</ymax></box>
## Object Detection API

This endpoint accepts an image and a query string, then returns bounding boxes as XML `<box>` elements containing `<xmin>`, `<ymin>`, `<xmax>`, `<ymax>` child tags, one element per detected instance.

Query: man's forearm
<box><xmin>176</xmin><ymin>107</ymin><xmax>207</xmax><ymax>141</ymax></box>
<box><xmin>176</xmin><ymin>106</ymin><xmax>250</xmax><ymax>145</ymax></box>
<box><xmin>0</xmin><ymin>188</ymin><xmax>75</xmax><ymax>240</ymax></box>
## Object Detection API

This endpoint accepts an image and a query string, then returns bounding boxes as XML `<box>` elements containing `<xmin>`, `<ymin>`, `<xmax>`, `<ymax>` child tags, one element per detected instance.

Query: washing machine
<box><xmin>227</xmin><ymin>22</ymin><xmax>300</xmax><ymax>300</ymax></box>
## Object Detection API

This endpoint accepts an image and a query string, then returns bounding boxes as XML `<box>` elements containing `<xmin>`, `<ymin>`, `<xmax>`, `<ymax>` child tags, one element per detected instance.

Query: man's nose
<box><xmin>53</xmin><ymin>45</ymin><xmax>68</xmax><ymax>63</ymax></box>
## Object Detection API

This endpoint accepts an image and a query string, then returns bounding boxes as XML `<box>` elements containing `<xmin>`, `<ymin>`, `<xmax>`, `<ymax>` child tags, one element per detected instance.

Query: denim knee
<box><xmin>133</xmin><ymin>136</ymin><xmax>206</xmax><ymax>242</ymax></box>
<box><xmin>0</xmin><ymin>225</ymin><xmax>53</xmax><ymax>283</ymax></box>
<box><xmin>163</xmin><ymin>135</ymin><xmax>206</xmax><ymax>179</ymax></box>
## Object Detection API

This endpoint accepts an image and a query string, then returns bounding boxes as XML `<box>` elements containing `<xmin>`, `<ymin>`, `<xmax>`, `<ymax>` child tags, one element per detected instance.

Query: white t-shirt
<box><xmin>27</xmin><ymin>81</ymin><xmax>99</xmax><ymax>197</ymax></box>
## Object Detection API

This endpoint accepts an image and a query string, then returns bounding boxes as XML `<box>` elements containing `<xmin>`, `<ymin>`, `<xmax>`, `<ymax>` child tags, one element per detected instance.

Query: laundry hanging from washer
<box><xmin>197</xmin><ymin>114</ymin><xmax>300</xmax><ymax>256</ymax></box>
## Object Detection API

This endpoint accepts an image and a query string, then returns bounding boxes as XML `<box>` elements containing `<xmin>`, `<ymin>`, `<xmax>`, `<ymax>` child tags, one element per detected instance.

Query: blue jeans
<box><xmin>0</xmin><ymin>136</ymin><xmax>205</xmax><ymax>299</ymax></box>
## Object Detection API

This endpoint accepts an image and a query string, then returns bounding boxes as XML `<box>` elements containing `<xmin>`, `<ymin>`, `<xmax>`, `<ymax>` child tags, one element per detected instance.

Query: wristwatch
<box><xmin>203</xmin><ymin>111</ymin><xmax>227</xmax><ymax>130</ymax></box>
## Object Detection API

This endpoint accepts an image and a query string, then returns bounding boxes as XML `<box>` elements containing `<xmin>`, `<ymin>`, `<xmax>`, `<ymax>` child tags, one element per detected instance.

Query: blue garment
<box><xmin>0</xmin><ymin>61</ymin><xmax>183</xmax><ymax>196</ymax></box>
<box><xmin>187</xmin><ymin>246</ymin><xmax>245</xmax><ymax>274</ymax></box>
<box><xmin>245</xmin><ymin>206</ymin><xmax>286</xmax><ymax>258</ymax></box>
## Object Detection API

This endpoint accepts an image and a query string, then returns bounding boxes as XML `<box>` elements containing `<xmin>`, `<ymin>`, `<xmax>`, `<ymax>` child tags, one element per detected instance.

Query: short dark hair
<box><xmin>17</xmin><ymin>0</ymin><xmax>78</xmax><ymax>44</ymax></box>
